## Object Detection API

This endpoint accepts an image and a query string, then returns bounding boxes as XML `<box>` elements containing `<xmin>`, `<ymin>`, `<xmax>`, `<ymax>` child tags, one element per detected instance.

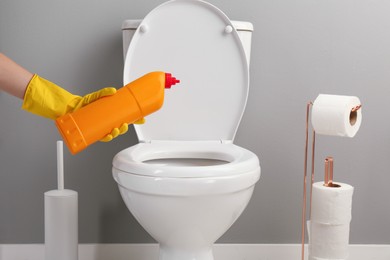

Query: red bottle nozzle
<box><xmin>165</xmin><ymin>73</ymin><xmax>180</xmax><ymax>88</ymax></box>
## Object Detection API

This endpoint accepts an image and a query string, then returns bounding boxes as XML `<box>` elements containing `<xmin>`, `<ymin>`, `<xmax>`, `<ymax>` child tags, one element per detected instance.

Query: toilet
<box><xmin>112</xmin><ymin>1</ymin><xmax>260</xmax><ymax>260</ymax></box>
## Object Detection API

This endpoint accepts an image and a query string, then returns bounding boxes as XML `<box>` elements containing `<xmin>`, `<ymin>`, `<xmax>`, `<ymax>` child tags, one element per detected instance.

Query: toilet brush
<box><xmin>44</xmin><ymin>141</ymin><xmax>78</xmax><ymax>260</ymax></box>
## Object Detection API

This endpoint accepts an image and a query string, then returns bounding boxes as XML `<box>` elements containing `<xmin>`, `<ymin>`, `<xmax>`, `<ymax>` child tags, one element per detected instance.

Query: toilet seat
<box><xmin>123</xmin><ymin>0</ymin><xmax>249</xmax><ymax>143</ymax></box>
<box><xmin>113</xmin><ymin>142</ymin><xmax>260</xmax><ymax>196</ymax></box>
<box><xmin>113</xmin><ymin>141</ymin><xmax>259</xmax><ymax>178</ymax></box>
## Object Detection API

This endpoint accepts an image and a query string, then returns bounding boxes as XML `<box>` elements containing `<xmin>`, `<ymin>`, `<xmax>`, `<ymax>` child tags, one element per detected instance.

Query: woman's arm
<box><xmin>0</xmin><ymin>53</ymin><xmax>129</xmax><ymax>142</ymax></box>
<box><xmin>0</xmin><ymin>53</ymin><xmax>34</xmax><ymax>99</ymax></box>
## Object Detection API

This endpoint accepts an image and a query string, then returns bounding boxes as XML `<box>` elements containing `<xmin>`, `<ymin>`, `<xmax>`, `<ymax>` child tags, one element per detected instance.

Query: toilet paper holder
<box><xmin>324</xmin><ymin>156</ymin><xmax>340</xmax><ymax>188</ymax></box>
<box><xmin>301</xmin><ymin>101</ymin><xmax>361</xmax><ymax>260</ymax></box>
<box><xmin>350</xmin><ymin>104</ymin><xmax>362</xmax><ymax>126</ymax></box>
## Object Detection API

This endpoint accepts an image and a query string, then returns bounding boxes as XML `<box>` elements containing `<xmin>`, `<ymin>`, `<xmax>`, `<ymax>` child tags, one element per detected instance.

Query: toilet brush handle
<box><xmin>57</xmin><ymin>141</ymin><xmax>64</xmax><ymax>190</ymax></box>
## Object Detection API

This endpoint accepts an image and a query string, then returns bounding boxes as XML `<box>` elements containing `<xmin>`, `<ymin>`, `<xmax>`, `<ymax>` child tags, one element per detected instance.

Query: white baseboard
<box><xmin>0</xmin><ymin>243</ymin><xmax>389</xmax><ymax>260</ymax></box>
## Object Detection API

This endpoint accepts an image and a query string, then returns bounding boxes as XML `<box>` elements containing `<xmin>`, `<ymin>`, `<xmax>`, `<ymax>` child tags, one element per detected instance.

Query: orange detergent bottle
<box><xmin>55</xmin><ymin>71</ymin><xmax>180</xmax><ymax>154</ymax></box>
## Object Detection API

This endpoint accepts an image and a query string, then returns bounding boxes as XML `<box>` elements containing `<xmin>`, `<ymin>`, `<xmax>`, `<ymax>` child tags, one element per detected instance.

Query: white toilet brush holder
<box><xmin>45</xmin><ymin>141</ymin><xmax>78</xmax><ymax>260</ymax></box>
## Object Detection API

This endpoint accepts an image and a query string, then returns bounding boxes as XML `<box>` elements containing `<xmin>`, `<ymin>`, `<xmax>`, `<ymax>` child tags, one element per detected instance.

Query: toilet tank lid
<box><xmin>122</xmin><ymin>20</ymin><xmax>142</xmax><ymax>30</ymax></box>
<box><xmin>122</xmin><ymin>19</ymin><xmax>253</xmax><ymax>31</ymax></box>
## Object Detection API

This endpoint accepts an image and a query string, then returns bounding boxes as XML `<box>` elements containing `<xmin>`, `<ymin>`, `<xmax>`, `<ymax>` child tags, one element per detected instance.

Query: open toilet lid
<box><xmin>124</xmin><ymin>0</ymin><xmax>249</xmax><ymax>142</ymax></box>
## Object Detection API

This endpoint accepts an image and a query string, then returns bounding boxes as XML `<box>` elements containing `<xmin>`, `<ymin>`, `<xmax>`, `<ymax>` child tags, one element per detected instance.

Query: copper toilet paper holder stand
<box><xmin>300</xmin><ymin>102</ymin><xmax>361</xmax><ymax>260</ymax></box>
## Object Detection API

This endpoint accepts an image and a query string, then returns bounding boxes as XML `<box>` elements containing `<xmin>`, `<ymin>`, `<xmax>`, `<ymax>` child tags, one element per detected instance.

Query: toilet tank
<box><xmin>121</xmin><ymin>19</ymin><xmax>253</xmax><ymax>65</ymax></box>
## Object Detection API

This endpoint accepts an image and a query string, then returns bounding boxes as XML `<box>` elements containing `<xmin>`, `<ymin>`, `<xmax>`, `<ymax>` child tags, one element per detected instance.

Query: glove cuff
<box><xmin>22</xmin><ymin>74</ymin><xmax>77</xmax><ymax>119</ymax></box>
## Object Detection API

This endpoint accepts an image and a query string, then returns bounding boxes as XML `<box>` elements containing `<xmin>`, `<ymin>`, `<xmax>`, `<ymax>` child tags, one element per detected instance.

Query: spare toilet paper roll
<box><xmin>309</xmin><ymin>222</ymin><xmax>350</xmax><ymax>260</ymax></box>
<box><xmin>311</xmin><ymin>182</ymin><xmax>354</xmax><ymax>225</ymax></box>
<box><xmin>309</xmin><ymin>182</ymin><xmax>354</xmax><ymax>260</ymax></box>
<box><xmin>45</xmin><ymin>189</ymin><xmax>78</xmax><ymax>260</ymax></box>
<box><xmin>311</xmin><ymin>94</ymin><xmax>362</xmax><ymax>137</ymax></box>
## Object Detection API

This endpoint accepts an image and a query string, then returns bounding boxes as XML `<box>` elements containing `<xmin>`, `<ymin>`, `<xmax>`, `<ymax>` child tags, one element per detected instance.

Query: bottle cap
<box><xmin>165</xmin><ymin>73</ymin><xmax>180</xmax><ymax>88</ymax></box>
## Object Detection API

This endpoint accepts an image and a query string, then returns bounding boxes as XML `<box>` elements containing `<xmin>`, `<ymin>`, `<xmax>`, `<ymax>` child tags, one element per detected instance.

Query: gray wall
<box><xmin>0</xmin><ymin>0</ymin><xmax>389</xmax><ymax>244</ymax></box>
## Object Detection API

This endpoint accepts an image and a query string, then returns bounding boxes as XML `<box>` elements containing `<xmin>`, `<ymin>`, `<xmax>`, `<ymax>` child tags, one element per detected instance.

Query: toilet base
<box><xmin>159</xmin><ymin>245</ymin><xmax>214</xmax><ymax>260</ymax></box>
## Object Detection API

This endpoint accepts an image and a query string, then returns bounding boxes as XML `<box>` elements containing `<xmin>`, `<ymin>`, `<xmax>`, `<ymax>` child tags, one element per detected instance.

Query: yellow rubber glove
<box><xmin>134</xmin><ymin>118</ymin><xmax>146</xmax><ymax>124</ymax></box>
<box><xmin>100</xmin><ymin>123</ymin><xmax>129</xmax><ymax>142</ymax></box>
<box><xmin>22</xmin><ymin>74</ymin><xmax>128</xmax><ymax>141</ymax></box>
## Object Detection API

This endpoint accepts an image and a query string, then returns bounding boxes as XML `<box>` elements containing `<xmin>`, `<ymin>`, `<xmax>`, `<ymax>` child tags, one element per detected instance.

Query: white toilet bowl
<box><xmin>113</xmin><ymin>142</ymin><xmax>260</xmax><ymax>260</ymax></box>
<box><xmin>113</xmin><ymin>1</ymin><xmax>260</xmax><ymax>259</ymax></box>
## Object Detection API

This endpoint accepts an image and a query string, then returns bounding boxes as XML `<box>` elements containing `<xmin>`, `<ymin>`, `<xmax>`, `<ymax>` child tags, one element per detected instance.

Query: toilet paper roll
<box><xmin>309</xmin><ymin>222</ymin><xmax>350</xmax><ymax>259</ymax></box>
<box><xmin>311</xmin><ymin>182</ymin><xmax>354</xmax><ymax>225</ymax></box>
<box><xmin>311</xmin><ymin>94</ymin><xmax>362</xmax><ymax>137</ymax></box>
<box><xmin>45</xmin><ymin>189</ymin><xmax>78</xmax><ymax>260</ymax></box>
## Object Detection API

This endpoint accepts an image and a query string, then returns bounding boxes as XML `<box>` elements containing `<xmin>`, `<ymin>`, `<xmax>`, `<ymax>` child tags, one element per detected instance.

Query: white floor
<box><xmin>0</xmin><ymin>244</ymin><xmax>389</xmax><ymax>260</ymax></box>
